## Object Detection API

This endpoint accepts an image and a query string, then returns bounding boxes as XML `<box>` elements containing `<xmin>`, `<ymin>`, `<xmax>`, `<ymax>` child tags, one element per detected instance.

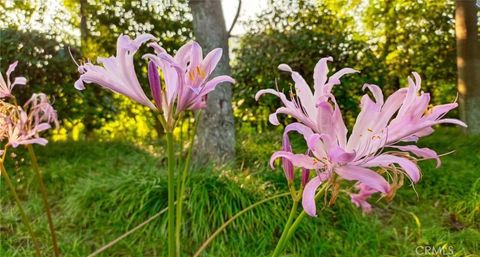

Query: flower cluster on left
<box><xmin>73</xmin><ymin>33</ymin><xmax>234</xmax><ymax>257</ymax></box>
<box><xmin>75</xmin><ymin>34</ymin><xmax>234</xmax><ymax>132</ymax></box>
<box><xmin>1</xmin><ymin>61</ymin><xmax>60</xmax><ymax>257</ymax></box>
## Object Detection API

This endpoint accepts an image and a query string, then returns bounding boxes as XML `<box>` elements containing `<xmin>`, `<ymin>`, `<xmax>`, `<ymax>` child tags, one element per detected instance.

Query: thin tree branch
<box><xmin>227</xmin><ymin>0</ymin><xmax>242</xmax><ymax>37</ymax></box>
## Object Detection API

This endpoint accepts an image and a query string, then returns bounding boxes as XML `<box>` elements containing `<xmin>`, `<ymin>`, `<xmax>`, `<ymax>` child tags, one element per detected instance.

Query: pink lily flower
<box><xmin>350</xmin><ymin>183</ymin><xmax>377</xmax><ymax>213</ymax></box>
<box><xmin>267</xmin><ymin>68</ymin><xmax>466</xmax><ymax>216</ymax></box>
<box><xmin>1</xmin><ymin>61</ymin><xmax>27</xmax><ymax>98</ymax></box>
<box><xmin>1</xmin><ymin>90</ymin><xmax>58</xmax><ymax>149</ymax></box>
<box><xmin>75</xmin><ymin>34</ymin><xmax>157</xmax><ymax>110</ymax></box>
<box><xmin>6</xmin><ymin>113</ymin><xmax>51</xmax><ymax>148</ymax></box>
<box><xmin>75</xmin><ymin>35</ymin><xmax>234</xmax><ymax>125</ymax></box>
<box><xmin>255</xmin><ymin>57</ymin><xmax>357</xmax><ymax>132</ymax></box>
<box><xmin>144</xmin><ymin>41</ymin><xmax>234</xmax><ymax>114</ymax></box>
<box><xmin>25</xmin><ymin>93</ymin><xmax>59</xmax><ymax>129</ymax></box>
<box><xmin>2</xmin><ymin>105</ymin><xmax>52</xmax><ymax>148</ymax></box>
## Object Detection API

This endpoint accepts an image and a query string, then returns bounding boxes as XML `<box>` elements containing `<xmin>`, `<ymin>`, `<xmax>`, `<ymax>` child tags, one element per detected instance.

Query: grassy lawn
<box><xmin>1</xmin><ymin>127</ymin><xmax>479</xmax><ymax>257</ymax></box>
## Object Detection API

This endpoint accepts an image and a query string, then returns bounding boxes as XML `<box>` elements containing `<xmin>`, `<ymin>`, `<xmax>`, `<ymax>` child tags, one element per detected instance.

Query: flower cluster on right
<box><xmin>257</xmin><ymin>57</ymin><xmax>466</xmax><ymax>215</ymax></box>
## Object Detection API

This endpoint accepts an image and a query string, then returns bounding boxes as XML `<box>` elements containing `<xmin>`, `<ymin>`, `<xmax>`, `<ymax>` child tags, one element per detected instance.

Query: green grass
<box><xmin>1</xmin><ymin>127</ymin><xmax>479</xmax><ymax>256</ymax></box>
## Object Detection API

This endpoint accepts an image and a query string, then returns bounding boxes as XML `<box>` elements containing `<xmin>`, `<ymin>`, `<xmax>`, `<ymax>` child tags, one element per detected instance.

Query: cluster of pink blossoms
<box><xmin>74</xmin><ymin>34</ymin><xmax>234</xmax><ymax>130</ymax></box>
<box><xmin>257</xmin><ymin>57</ymin><xmax>466</xmax><ymax>215</ymax></box>
<box><xmin>0</xmin><ymin>61</ymin><xmax>58</xmax><ymax>155</ymax></box>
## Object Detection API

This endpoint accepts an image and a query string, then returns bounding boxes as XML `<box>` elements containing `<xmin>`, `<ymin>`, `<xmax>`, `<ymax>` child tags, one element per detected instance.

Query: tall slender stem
<box><xmin>271</xmin><ymin>199</ymin><xmax>298</xmax><ymax>257</ymax></box>
<box><xmin>166</xmin><ymin>132</ymin><xmax>176</xmax><ymax>257</ymax></box>
<box><xmin>270</xmin><ymin>184</ymin><xmax>328</xmax><ymax>257</ymax></box>
<box><xmin>175</xmin><ymin>111</ymin><xmax>201</xmax><ymax>257</ymax></box>
<box><xmin>1</xmin><ymin>162</ymin><xmax>42</xmax><ymax>257</ymax></box>
<box><xmin>283</xmin><ymin>211</ymin><xmax>307</xmax><ymax>247</ymax></box>
<box><xmin>27</xmin><ymin>145</ymin><xmax>60</xmax><ymax>257</ymax></box>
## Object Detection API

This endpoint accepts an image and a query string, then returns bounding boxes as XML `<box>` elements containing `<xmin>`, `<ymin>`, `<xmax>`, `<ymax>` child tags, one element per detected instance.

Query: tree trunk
<box><xmin>79</xmin><ymin>0</ymin><xmax>88</xmax><ymax>41</ymax></box>
<box><xmin>455</xmin><ymin>0</ymin><xmax>480</xmax><ymax>134</ymax></box>
<box><xmin>189</xmin><ymin>0</ymin><xmax>236</xmax><ymax>163</ymax></box>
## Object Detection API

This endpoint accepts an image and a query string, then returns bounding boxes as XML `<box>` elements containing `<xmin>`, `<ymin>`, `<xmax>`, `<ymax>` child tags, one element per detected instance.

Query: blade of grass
<box><xmin>87</xmin><ymin>206</ymin><xmax>169</xmax><ymax>257</ymax></box>
<box><xmin>193</xmin><ymin>192</ymin><xmax>290</xmax><ymax>257</ymax></box>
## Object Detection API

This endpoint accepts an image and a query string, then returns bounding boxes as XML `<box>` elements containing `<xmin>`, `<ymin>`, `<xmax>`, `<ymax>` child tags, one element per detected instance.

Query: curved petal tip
<box><xmin>278</xmin><ymin>64</ymin><xmax>292</xmax><ymax>72</ymax></box>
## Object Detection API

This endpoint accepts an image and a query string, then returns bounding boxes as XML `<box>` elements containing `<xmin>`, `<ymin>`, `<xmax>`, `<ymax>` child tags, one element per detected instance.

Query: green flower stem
<box><xmin>166</xmin><ymin>132</ymin><xmax>176</xmax><ymax>257</ymax></box>
<box><xmin>27</xmin><ymin>145</ymin><xmax>60</xmax><ymax>257</ymax></box>
<box><xmin>271</xmin><ymin>184</ymin><xmax>328</xmax><ymax>257</ymax></box>
<box><xmin>175</xmin><ymin>111</ymin><xmax>201</xmax><ymax>257</ymax></box>
<box><xmin>271</xmin><ymin>199</ymin><xmax>298</xmax><ymax>257</ymax></box>
<box><xmin>193</xmin><ymin>192</ymin><xmax>290</xmax><ymax>257</ymax></box>
<box><xmin>1</xmin><ymin>162</ymin><xmax>42</xmax><ymax>257</ymax></box>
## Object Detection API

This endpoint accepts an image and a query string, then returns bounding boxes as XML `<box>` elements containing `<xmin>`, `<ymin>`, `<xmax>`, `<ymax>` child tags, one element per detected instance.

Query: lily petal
<box><xmin>336</xmin><ymin>165</ymin><xmax>390</xmax><ymax>194</ymax></box>
<box><xmin>302</xmin><ymin>176</ymin><xmax>323</xmax><ymax>216</ymax></box>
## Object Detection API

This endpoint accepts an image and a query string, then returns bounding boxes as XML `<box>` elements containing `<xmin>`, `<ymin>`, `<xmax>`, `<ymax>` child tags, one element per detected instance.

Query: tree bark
<box><xmin>455</xmin><ymin>0</ymin><xmax>480</xmax><ymax>134</ymax></box>
<box><xmin>79</xmin><ymin>0</ymin><xmax>88</xmax><ymax>41</ymax></box>
<box><xmin>189</xmin><ymin>0</ymin><xmax>236</xmax><ymax>163</ymax></box>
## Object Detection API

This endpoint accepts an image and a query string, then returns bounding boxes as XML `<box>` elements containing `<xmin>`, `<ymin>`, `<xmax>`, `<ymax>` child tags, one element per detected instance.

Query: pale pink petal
<box><xmin>189</xmin><ymin>41</ymin><xmax>203</xmax><ymax>70</ymax></box>
<box><xmin>197</xmin><ymin>75</ymin><xmax>234</xmax><ymax>98</ymax></box>
<box><xmin>350</xmin><ymin>185</ymin><xmax>375</xmax><ymax>213</ymax></box>
<box><xmin>315</xmin><ymin>101</ymin><xmax>335</xmax><ymax>138</ymax></box>
<box><xmin>336</xmin><ymin>165</ymin><xmax>390</xmax><ymax>194</ymax></box>
<box><xmin>313</xmin><ymin>56</ymin><xmax>333</xmax><ymax>91</ymax></box>
<box><xmin>255</xmin><ymin>89</ymin><xmax>295</xmax><ymax>110</ymax></box>
<box><xmin>11</xmin><ymin>77</ymin><xmax>27</xmax><ymax>87</ymax></box>
<box><xmin>6</xmin><ymin>61</ymin><xmax>18</xmax><ymax>78</ymax></box>
<box><xmin>328</xmin><ymin>146</ymin><xmax>356</xmax><ymax>164</ymax></box>
<box><xmin>174</xmin><ymin>41</ymin><xmax>194</xmax><ymax>66</ymax></box>
<box><xmin>363</xmin><ymin>154</ymin><xmax>421</xmax><ymax>183</ymax></box>
<box><xmin>302</xmin><ymin>176</ymin><xmax>323</xmax><ymax>216</ymax></box>
<box><xmin>201</xmin><ymin>48</ymin><xmax>222</xmax><ymax>76</ymax></box>
<box><xmin>278</xmin><ymin>64</ymin><xmax>292</xmax><ymax>72</ymax></box>
<box><xmin>391</xmin><ymin>145</ymin><xmax>441</xmax><ymax>168</ymax></box>
<box><xmin>278</xmin><ymin>64</ymin><xmax>316</xmax><ymax>119</ymax></box>
<box><xmin>346</xmin><ymin>94</ymin><xmax>380</xmax><ymax>152</ymax></box>
<box><xmin>307</xmin><ymin>133</ymin><xmax>330</xmax><ymax>159</ymax></box>
<box><xmin>284</xmin><ymin>122</ymin><xmax>314</xmax><ymax>142</ymax></box>
<box><xmin>270</xmin><ymin>151</ymin><xmax>322</xmax><ymax>170</ymax></box>
<box><xmin>76</xmin><ymin>34</ymin><xmax>156</xmax><ymax>110</ymax></box>
<box><xmin>362</xmin><ymin>84</ymin><xmax>384</xmax><ymax>107</ymax></box>
<box><xmin>322</xmin><ymin>68</ymin><xmax>359</xmax><ymax>94</ymax></box>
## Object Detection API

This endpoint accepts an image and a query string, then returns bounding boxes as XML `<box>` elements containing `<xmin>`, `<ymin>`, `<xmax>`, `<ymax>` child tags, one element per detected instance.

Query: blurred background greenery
<box><xmin>0</xmin><ymin>0</ymin><xmax>470</xmax><ymax>140</ymax></box>
<box><xmin>1</xmin><ymin>0</ymin><xmax>479</xmax><ymax>256</ymax></box>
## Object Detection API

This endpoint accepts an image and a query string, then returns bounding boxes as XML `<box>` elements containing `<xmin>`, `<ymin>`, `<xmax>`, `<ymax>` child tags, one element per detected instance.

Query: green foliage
<box><xmin>1</xmin><ymin>0</ymin><xmax>193</xmax><ymax>137</ymax></box>
<box><xmin>0</xmin><ymin>0</ymin><xmax>77</xmax><ymax>43</ymax></box>
<box><xmin>0</xmin><ymin>29</ymin><xmax>85</xmax><ymax>122</ymax></box>
<box><xmin>65</xmin><ymin>0</ymin><xmax>192</xmax><ymax>56</ymax></box>
<box><xmin>233</xmin><ymin>0</ymin><xmax>461</xmax><ymax>128</ymax></box>
<box><xmin>233</xmin><ymin>2</ymin><xmax>375</xmax><ymax>129</ymax></box>
<box><xmin>1</xmin><ymin>128</ymin><xmax>479</xmax><ymax>256</ymax></box>
<box><xmin>363</xmin><ymin>0</ymin><xmax>458</xmax><ymax>104</ymax></box>
<box><xmin>66</xmin><ymin>0</ymin><xmax>193</xmax><ymax>135</ymax></box>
